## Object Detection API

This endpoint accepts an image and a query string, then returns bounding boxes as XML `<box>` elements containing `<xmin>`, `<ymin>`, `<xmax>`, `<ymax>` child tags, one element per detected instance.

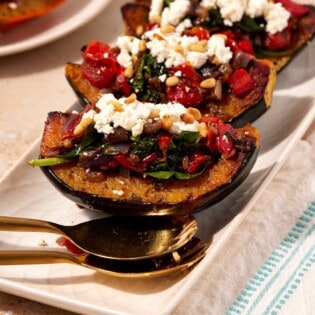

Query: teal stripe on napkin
<box><xmin>227</xmin><ymin>201</ymin><xmax>315</xmax><ymax>315</ymax></box>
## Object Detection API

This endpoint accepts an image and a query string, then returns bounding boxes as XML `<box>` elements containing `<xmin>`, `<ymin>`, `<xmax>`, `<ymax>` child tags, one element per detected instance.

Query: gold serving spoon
<box><xmin>0</xmin><ymin>215</ymin><xmax>197</xmax><ymax>260</ymax></box>
<box><xmin>0</xmin><ymin>237</ymin><xmax>207</xmax><ymax>278</ymax></box>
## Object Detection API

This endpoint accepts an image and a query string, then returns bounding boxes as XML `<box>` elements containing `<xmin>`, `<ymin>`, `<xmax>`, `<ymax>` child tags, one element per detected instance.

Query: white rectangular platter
<box><xmin>0</xmin><ymin>30</ymin><xmax>314</xmax><ymax>315</ymax></box>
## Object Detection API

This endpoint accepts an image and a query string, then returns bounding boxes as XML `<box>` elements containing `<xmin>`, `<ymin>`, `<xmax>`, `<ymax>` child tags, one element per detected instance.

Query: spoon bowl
<box><xmin>0</xmin><ymin>215</ymin><xmax>197</xmax><ymax>260</ymax></box>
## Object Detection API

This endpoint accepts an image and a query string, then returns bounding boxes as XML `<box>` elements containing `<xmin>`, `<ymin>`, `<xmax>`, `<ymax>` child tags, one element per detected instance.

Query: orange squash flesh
<box><xmin>40</xmin><ymin>112</ymin><xmax>260</xmax><ymax>215</ymax></box>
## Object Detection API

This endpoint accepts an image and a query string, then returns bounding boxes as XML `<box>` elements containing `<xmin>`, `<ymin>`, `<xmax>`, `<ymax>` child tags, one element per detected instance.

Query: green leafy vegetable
<box><xmin>131</xmin><ymin>52</ymin><xmax>166</xmax><ymax>103</ymax></box>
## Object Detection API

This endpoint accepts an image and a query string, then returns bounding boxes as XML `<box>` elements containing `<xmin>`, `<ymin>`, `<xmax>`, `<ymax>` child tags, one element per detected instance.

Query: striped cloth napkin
<box><xmin>173</xmin><ymin>123</ymin><xmax>315</xmax><ymax>315</ymax></box>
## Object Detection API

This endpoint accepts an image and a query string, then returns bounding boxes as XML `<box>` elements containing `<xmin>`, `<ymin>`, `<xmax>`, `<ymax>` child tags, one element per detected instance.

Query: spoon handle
<box><xmin>0</xmin><ymin>216</ymin><xmax>62</xmax><ymax>234</ymax></box>
<box><xmin>0</xmin><ymin>250</ymin><xmax>81</xmax><ymax>265</ymax></box>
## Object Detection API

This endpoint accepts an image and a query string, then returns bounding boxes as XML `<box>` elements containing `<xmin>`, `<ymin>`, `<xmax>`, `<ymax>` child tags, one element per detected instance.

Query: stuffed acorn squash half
<box><xmin>29</xmin><ymin>94</ymin><xmax>260</xmax><ymax>215</ymax></box>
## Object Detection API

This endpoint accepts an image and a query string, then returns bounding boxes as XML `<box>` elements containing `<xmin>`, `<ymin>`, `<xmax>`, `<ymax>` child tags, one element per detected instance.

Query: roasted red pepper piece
<box><xmin>167</xmin><ymin>81</ymin><xmax>203</xmax><ymax>107</ymax></box>
<box><xmin>81</xmin><ymin>41</ymin><xmax>120</xmax><ymax>89</ymax></box>
<box><xmin>216</xmin><ymin>124</ymin><xmax>236</xmax><ymax>158</ymax></box>
<box><xmin>228</xmin><ymin>68</ymin><xmax>255</xmax><ymax>96</ymax></box>
<box><xmin>276</xmin><ymin>0</ymin><xmax>309</xmax><ymax>18</ymax></box>
<box><xmin>187</xmin><ymin>152</ymin><xmax>207</xmax><ymax>174</ymax></box>
<box><xmin>56</xmin><ymin>236</ymin><xmax>85</xmax><ymax>255</ymax></box>
<box><xmin>263</xmin><ymin>26</ymin><xmax>293</xmax><ymax>51</ymax></box>
<box><xmin>184</xmin><ymin>26</ymin><xmax>210</xmax><ymax>40</ymax></box>
<box><xmin>114</xmin><ymin>154</ymin><xmax>147</xmax><ymax>173</ymax></box>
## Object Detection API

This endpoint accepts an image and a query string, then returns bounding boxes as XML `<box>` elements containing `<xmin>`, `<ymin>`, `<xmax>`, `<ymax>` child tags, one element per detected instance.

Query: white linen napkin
<box><xmin>173</xmin><ymin>123</ymin><xmax>315</xmax><ymax>315</ymax></box>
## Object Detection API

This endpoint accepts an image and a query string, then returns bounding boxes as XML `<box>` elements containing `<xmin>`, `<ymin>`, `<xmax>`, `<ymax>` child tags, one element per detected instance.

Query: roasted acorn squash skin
<box><xmin>42</xmin><ymin>146</ymin><xmax>258</xmax><ymax>216</ymax></box>
<box><xmin>39</xmin><ymin>112</ymin><xmax>260</xmax><ymax>216</ymax></box>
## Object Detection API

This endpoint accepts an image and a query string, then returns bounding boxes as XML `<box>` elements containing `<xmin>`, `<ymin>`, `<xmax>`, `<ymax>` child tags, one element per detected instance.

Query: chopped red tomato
<box><xmin>263</xmin><ymin>26</ymin><xmax>292</xmax><ymax>51</ymax></box>
<box><xmin>216</xmin><ymin>124</ymin><xmax>236</xmax><ymax>157</ymax></box>
<box><xmin>184</xmin><ymin>26</ymin><xmax>210</xmax><ymax>40</ymax></box>
<box><xmin>187</xmin><ymin>152</ymin><xmax>207</xmax><ymax>174</ymax></box>
<box><xmin>142</xmin><ymin>152</ymin><xmax>158</xmax><ymax>163</ymax></box>
<box><xmin>276</xmin><ymin>0</ymin><xmax>309</xmax><ymax>18</ymax></box>
<box><xmin>113</xmin><ymin>154</ymin><xmax>147</xmax><ymax>173</ymax></box>
<box><xmin>81</xmin><ymin>41</ymin><xmax>120</xmax><ymax>89</ymax></box>
<box><xmin>56</xmin><ymin>236</ymin><xmax>85</xmax><ymax>255</ymax></box>
<box><xmin>158</xmin><ymin>134</ymin><xmax>172</xmax><ymax>151</ymax></box>
<box><xmin>228</xmin><ymin>68</ymin><xmax>255</xmax><ymax>96</ymax></box>
<box><xmin>170</xmin><ymin>64</ymin><xmax>202</xmax><ymax>86</ymax></box>
<box><xmin>237</xmin><ymin>39</ymin><xmax>255</xmax><ymax>55</ymax></box>
<box><xmin>167</xmin><ymin>81</ymin><xmax>203</xmax><ymax>107</ymax></box>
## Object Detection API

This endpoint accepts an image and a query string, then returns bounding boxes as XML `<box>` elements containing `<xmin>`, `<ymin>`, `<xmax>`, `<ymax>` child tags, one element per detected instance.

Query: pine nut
<box><xmin>149</xmin><ymin>108</ymin><xmax>160</xmax><ymax>119</ymax></box>
<box><xmin>166</xmin><ymin>76</ymin><xmax>179</xmax><ymax>87</ymax></box>
<box><xmin>188</xmin><ymin>43</ymin><xmax>206</xmax><ymax>52</ymax></box>
<box><xmin>174</xmin><ymin>44</ymin><xmax>184</xmax><ymax>54</ymax></box>
<box><xmin>136</xmin><ymin>25</ymin><xmax>144</xmax><ymax>36</ymax></box>
<box><xmin>160</xmin><ymin>24</ymin><xmax>175</xmax><ymax>34</ymax></box>
<box><xmin>180</xmin><ymin>113</ymin><xmax>195</xmax><ymax>124</ymax></box>
<box><xmin>161</xmin><ymin>115</ymin><xmax>173</xmax><ymax>130</ymax></box>
<box><xmin>125</xmin><ymin>93</ymin><xmax>137</xmax><ymax>104</ymax></box>
<box><xmin>198</xmin><ymin>122</ymin><xmax>208</xmax><ymax>137</ymax></box>
<box><xmin>139</xmin><ymin>39</ymin><xmax>147</xmax><ymax>52</ymax></box>
<box><xmin>187</xmin><ymin>107</ymin><xmax>202</xmax><ymax>120</ymax></box>
<box><xmin>73</xmin><ymin>117</ymin><xmax>93</xmax><ymax>136</ymax></box>
<box><xmin>150</xmin><ymin>14</ymin><xmax>161</xmax><ymax>24</ymax></box>
<box><xmin>200</xmin><ymin>78</ymin><xmax>216</xmax><ymax>89</ymax></box>
<box><xmin>124</xmin><ymin>66</ymin><xmax>134</xmax><ymax>78</ymax></box>
<box><xmin>108</xmin><ymin>100</ymin><xmax>124</xmax><ymax>112</ymax></box>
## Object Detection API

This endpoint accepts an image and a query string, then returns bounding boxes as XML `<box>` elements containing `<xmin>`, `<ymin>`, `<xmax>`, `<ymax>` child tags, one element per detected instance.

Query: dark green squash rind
<box><xmin>41</xmin><ymin>147</ymin><xmax>259</xmax><ymax>216</ymax></box>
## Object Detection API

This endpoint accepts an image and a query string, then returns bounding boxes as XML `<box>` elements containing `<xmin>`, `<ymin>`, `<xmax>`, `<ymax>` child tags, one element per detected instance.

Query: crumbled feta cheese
<box><xmin>175</xmin><ymin>18</ymin><xmax>193</xmax><ymax>34</ymax></box>
<box><xmin>264</xmin><ymin>2</ymin><xmax>291</xmax><ymax>34</ymax></box>
<box><xmin>217</xmin><ymin>0</ymin><xmax>245</xmax><ymax>26</ymax></box>
<box><xmin>200</xmin><ymin>0</ymin><xmax>217</xmax><ymax>9</ymax></box>
<box><xmin>186</xmin><ymin>51</ymin><xmax>209</xmax><ymax>69</ymax></box>
<box><xmin>149</xmin><ymin>0</ymin><xmax>164</xmax><ymax>21</ymax></box>
<box><xmin>160</xmin><ymin>0</ymin><xmax>191</xmax><ymax>27</ymax></box>
<box><xmin>201</xmin><ymin>0</ymin><xmax>290</xmax><ymax>34</ymax></box>
<box><xmin>84</xmin><ymin>94</ymin><xmax>200</xmax><ymax>137</ymax></box>
<box><xmin>116</xmin><ymin>36</ymin><xmax>141</xmax><ymax>68</ymax></box>
<box><xmin>207</xmin><ymin>34</ymin><xmax>233</xmax><ymax>64</ymax></box>
<box><xmin>246</xmin><ymin>0</ymin><xmax>268</xmax><ymax>18</ymax></box>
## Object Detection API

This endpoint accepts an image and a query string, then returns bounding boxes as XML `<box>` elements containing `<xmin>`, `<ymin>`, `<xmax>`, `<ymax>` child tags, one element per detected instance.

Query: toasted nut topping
<box><xmin>136</xmin><ymin>25</ymin><xmax>144</xmax><ymax>36</ymax></box>
<box><xmin>149</xmin><ymin>108</ymin><xmax>160</xmax><ymax>119</ymax></box>
<box><xmin>124</xmin><ymin>66</ymin><xmax>134</xmax><ymax>78</ymax></box>
<box><xmin>139</xmin><ymin>39</ymin><xmax>147</xmax><ymax>52</ymax></box>
<box><xmin>199</xmin><ymin>39</ymin><xmax>208</xmax><ymax>47</ymax></box>
<box><xmin>125</xmin><ymin>93</ymin><xmax>137</xmax><ymax>104</ymax></box>
<box><xmin>153</xmin><ymin>33</ymin><xmax>164</xmax><ymax>40</ymax></box>
<box><xmin>150</xmin><ymin>14</ymin><xmax>161</xmax><ymax>24</ymax></box>
<box><xmin>166</xmin><ymin>76</ymin><xmax>179</xmax><ymax>87</ymax></box>
<box><xmin>108</xmin><ymin>100</ymin><xmax>124</xmax><ymax>112</ymax></box>
<box><xmin>198</xmin><ymin>122</ymin><xmax>208</xmax><ymax>137</ymax></box>
<box><xmin>188</xmin><ymin>43</ymin><xmax>206</xmax><ymax>52</ymax></box>
<box><xmin>187</xmin><ymin>107</ymin><xmax>202</xmax><ymax>120</ymax></box>
<box><xmin>200</xmin><ymin>78</ymin><xmax>216</xmax><ymax>89</ymax></box>
<box><xmin>161</xmin><ymin>115</ymin><xmax>173</xmax><ymax>130</ymax></box>
<box><xmin>160</xmin><ymin>24</ymin><xmax>175</xmax><ymax>34</ymax></box>
<box><xmin>131</xmin><ymin>55</ymin><xmax>138</xmax><ymax>64</ymax></box>
<box><xmin>174</xmin><ymin>44</ymin><xmax>184</xmax><ymax>54</ymax></box>
<box><xmin>73</xmin><ymin>117</ymin><xmax>94</xmax><ymax>136</ymax></box>
<box><xmin>180</xmin><ymin>113</ymin><xmax>195</xmax><ymax>124</ymax></box>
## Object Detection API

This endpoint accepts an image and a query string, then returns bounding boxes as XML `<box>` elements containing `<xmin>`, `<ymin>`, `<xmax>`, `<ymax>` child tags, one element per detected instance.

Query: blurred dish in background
<box><xmin>0</xmin><ymin>0</ymin><xmax>66</xmax><ymax>32</ymax></box>
<box><xmin>0</xmin><ymin>0</ymin><xmax>110</xmax><ymax>57</ymax></box>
